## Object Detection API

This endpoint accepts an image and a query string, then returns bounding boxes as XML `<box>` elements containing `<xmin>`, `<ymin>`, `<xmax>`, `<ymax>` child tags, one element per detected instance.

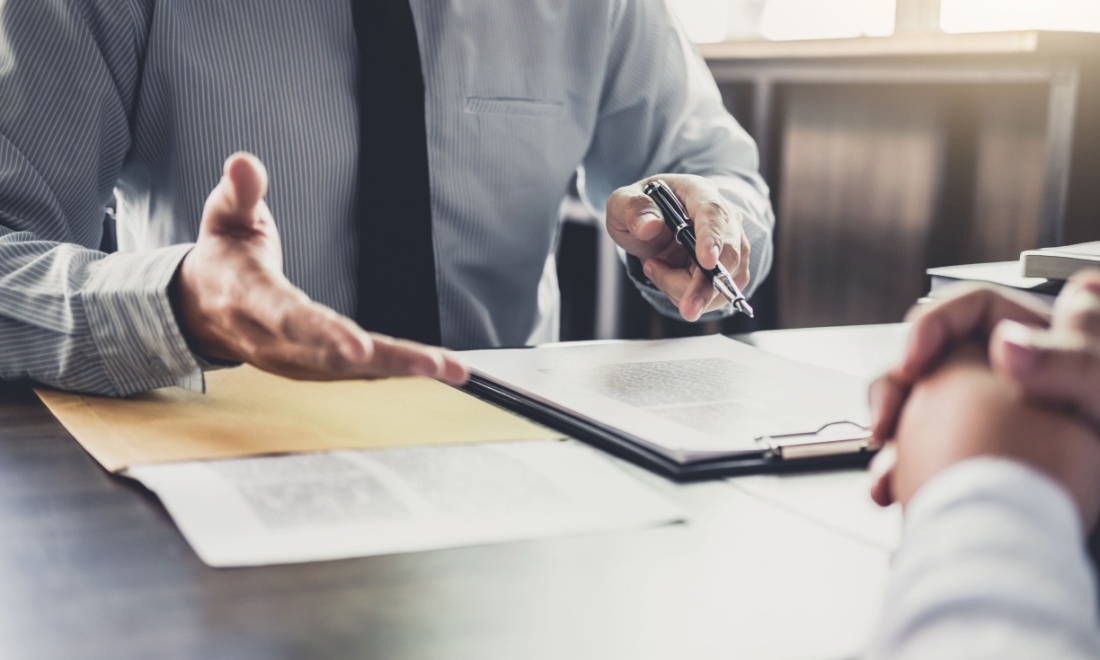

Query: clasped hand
<box><xmin>868</xmin><ymin>272</ymin><xmax>1100</xmax><ymax>519</ymax></box>
<box><xmin>606</xmin><ymin>174</ymin><xmax>751</xmax><ymax>321</ymax></box>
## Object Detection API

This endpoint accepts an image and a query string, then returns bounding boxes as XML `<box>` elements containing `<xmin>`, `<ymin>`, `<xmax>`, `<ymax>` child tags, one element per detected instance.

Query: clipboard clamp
<box><xmin>756</xmin><ymin>421</ymin><xmax>874</xmax><ymax>461</ymax></box>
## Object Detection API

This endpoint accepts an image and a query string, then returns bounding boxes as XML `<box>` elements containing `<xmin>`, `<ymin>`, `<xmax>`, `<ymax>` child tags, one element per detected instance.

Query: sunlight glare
<box><xmin>760</xmin><ymin>0</ymin><xmax>896</xmax><ymax>41</ymax></box>
<box><xmin>669</xmin><ymin>0</ymin><xmax>731</xmax><ymax>44</ymax></box>
<box><xmin>941</xmin><ymin>0</ymin><xmax>1100</xmax><ymax>34</ymax></box>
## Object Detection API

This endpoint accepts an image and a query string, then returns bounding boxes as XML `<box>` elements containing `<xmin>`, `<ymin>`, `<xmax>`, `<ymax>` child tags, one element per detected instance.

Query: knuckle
<box><xmin>272</xmin><ymin>306</ymin><xmax>296</xmax><ymax>338</ymax></box>
<box><xmin>730</xmin><ymin>208</ymin><xmax>745</xmax><ymax>227</ymax></box>
<box><xmin>1065</xmin><ymin>309</ymin><xmax>1100</xmax><ymax>336</ymax></box>
<box><xmin>941</xmin><ymin>282</ymin><xmax>993</xmax><ymax>306</ymax></box>
<box><xmin>238</xmin><ymin>339</ymin><xmax>264</xmax><ymax>363</ymax></box>
<box><xmin>1068</xmin><ymin>269</ymin><xmax>1100</xmax><ymax>288</ymax></box>
<box><xmin>209</xmin><ymin>289</ymin><xmax>236</xmax><ymax>318</ymax></box>
<box><xmin>626</xmin><ymin>194</ymin><xmax>657</xmax><ymax>220</ymax></box>
<box><xmin>647</xmin><ymin>265</ymin><xmax>668</xmax><ymax>286</ymax></box>
<box><xmin>1063</xmin><ymin>349</ymin><xmax>1096</xmax><ymax>390</ymax></box>
<box><xmin>1032</xmin><ymin>343</ymin><xmax>1089</xmax><ymax>385</ymax></box>
<box><xmin>1081</xmin><ymin>345</ymin><xmax>1100</xmax><ymax>376</ymax></box>
<box><xmin>963</xmin><ymin>286</ymin><xmax>996</xmax><ymax>308</ymax></box>
<box><xmin>322</xmin><ymin>346</ymin><xmax>350</xmax><ymax>373</ymax></box>
<box><xmin>697</xmin><ymin>200</ymin><xmax>730</xmax><ymax>225</ymax></box>
<box><xmin>606</xmin><ymin>187</ymin><xmax>628</xmax><ymax>212</ymax></box>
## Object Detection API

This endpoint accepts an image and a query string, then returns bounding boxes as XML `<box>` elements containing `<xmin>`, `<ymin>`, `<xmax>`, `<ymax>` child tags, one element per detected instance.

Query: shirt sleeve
<box><xmin>579</xmin><ymin>0</ymin><xmax>775</xmax><ymax>319</ymax></box>
<box><xmin>866</xmin><ymin>457</ymin><xmax>1100</xmax><ymax>660</ymax></box>
<box><xmin>0</xmin><ymin>0</ymin><xmax>204</xmax><ymax>396</ymax></box>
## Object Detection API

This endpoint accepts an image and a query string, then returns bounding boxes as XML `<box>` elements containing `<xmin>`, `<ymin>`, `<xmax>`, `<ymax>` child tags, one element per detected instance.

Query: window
<box><xmin>758</xmin><ymin>0</ymin><xmax>895</xmax><ymax>41</ymax></box>
<box><xmin>668</xmin><ymin>0</ymin><xmax>1100</xmax><ymax>44</ymax></box>
<box><xmin>670</xmin><ymin>0</ymin><xmax>895</xmax><ymax>43</ymax></box>
<box><xmin>940</xmin><ymin>0</ymin><xmax>1100</xmax><ymax>34</ymax></box>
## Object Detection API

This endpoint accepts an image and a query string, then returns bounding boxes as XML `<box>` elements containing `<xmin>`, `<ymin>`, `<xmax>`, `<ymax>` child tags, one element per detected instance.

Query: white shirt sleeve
<box><xmin>866</xmin><ymin>457</ymin><xmax>1100</xmax><ymax>660</ymax></box>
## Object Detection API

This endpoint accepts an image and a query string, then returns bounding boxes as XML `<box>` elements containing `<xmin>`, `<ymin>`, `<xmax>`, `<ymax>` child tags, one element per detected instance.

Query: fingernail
<box><xmin>339</xmin><ymin>338</ymin><xmax>363</xmax><ymax>362</ymax></box>
<box><xmin>643</xmin><ymin>262</ymin><xmax>654</xmax><ymax>279</ymax></box>
<box><xmin>997</xmin><ymin>320</ymin><xmax>1038</xmax><ymax>375</ymax></box>
<box><xmin>1055</xmin><ymin>283</ymin><xmax>1100</xmax><ymax>321</ymax></box>
<box><xmin>901</xmin><ymin>326</ymin><xmax>922</xmax><ymax>373</ymax></box>
<box><xmin>692</xmin><ymin>295</ymin><xmax>706</xmax><ymax>314</ymax></box>
<box><xmin>867</xmin><ymin>381</ymin><xmax>883</xmax><ymax>429</ymax></box>
<box><xmin>413</xmin><ymin>360</ymin><xmax>439</xmax><ymax>378</ymax></box>
<box><xmin>869</xmin><ymin>443</ymin><xmax>896</xmax><ymax>479</ymax></box>
<box><xmin>709</xmin><ymin>244</ymin><xmax>721</xmax><ymax>264</ymax></box>
<box><xmin>1083</xmin><ymin>279</ymin><xmax>1100</xmax><ymax>296</ymax></box>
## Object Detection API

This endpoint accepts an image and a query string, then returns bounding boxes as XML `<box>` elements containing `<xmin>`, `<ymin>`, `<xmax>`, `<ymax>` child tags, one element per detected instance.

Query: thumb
<box><xmin>868</xmin><ymin>442</ymin><xmax>897</xmax><ymax>507</ymax></box>
<box><xmin>607</xmin><ymin>185</ymin><xmax>665</xmax><ymax>241</ymax></box>
<box><xmin>203</xmin><ymin>152</ymin><xmax>269</xmax><ymax>235</ymax></box>
<box><xmin>223</xmin><ymin>152</ymin><xmax>268</xmax><ymax>215</ymax></box>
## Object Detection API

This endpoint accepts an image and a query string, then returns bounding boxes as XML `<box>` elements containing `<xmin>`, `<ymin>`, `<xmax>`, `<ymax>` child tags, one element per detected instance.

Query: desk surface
<box><xmin>0</xmin><ymin>326</ymin><xmax>908</xmax><ymax>660</ymax></box>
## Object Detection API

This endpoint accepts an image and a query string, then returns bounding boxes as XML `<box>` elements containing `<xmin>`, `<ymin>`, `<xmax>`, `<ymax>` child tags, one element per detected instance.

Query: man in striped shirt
<box><xmin>0</xmin><ymin>1</ymin><xmax>774</xmax><ymax>396</ymax></box>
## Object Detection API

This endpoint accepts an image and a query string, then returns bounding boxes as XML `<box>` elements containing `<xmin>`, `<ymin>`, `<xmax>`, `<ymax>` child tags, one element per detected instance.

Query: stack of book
<box><xmin>925</xmin><ymin>241</ymin><xmax>1100</xmax><ymax>308</ymax></box>
<box><xmin>1019</xmin><ymin>241</ymin><xmax>1100</xmax><ymax>280</ymax></box>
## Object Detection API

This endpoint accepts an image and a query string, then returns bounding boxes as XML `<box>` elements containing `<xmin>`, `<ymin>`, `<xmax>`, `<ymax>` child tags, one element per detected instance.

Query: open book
<box><xmin>461</xmin><ymin>335</ymin><xmax>874</xmax><ymax>478</ymax></box>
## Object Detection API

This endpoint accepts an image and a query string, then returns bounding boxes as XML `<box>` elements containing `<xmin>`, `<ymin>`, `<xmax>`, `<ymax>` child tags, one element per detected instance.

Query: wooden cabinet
<box><xmin>702</xmin><ymin>31</ymin><xmax>1100</xmax><ymax>328</ymax></box>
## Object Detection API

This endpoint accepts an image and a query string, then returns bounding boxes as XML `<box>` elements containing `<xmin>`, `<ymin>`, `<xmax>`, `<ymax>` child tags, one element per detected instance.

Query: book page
<box><xmin>127</xmin><ymin>440</ymin><xmax>681</xmax><ymax>567</ymax></box>
<box><xmin>462</xmin><ymin>335</ymin><xmax>870</xmax><ymax>461</ymax></box>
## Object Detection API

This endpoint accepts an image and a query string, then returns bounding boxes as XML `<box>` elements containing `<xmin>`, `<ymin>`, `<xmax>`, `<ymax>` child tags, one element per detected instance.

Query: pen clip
<box><xmin>756</xmin><ymin>421</ymin><xmax>874</xmax><ymax>461</ymax></box>
<box><xmin>654</xmin><ymin>180</ymin><xmax>689</xmax><ymax>219</ymax></box>
<box><xmin>646</xmin><ymin>180</ymin><xmax>689</xmax><ymax>227</ymax></box>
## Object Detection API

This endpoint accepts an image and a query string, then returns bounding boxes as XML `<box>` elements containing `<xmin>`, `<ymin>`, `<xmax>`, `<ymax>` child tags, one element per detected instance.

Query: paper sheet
<box><xmin>462</xmin><ymin>335</ymin><xmax>870</xmax><ymax>461</ymax></box>
<box><xmin>728</xmin><ymin>471</ymin><xmax>902</xmax><ymax>551</ymax></box>
<box><xmin>127</xmin><ymin>440</ymin><xmax>682</xmax><ymax>567</ymax></box>
<box><xmin>36</xmin><ymin>366</ymin><xmax>557</xmax><ymax>472</ymax></box>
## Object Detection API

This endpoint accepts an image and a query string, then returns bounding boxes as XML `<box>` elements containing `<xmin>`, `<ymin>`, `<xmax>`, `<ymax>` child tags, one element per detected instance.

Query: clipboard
<box><xmin>464</xmin><ymin>375</ymin><xmax>877</xmax><ymax>481</ymax></box>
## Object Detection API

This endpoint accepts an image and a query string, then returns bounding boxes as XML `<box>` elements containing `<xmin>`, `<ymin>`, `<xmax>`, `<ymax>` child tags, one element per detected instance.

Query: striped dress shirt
<box><xmin>0</xmin><ymin>0</ymin><xmax>774</xmax><ymax>396</ymax></box>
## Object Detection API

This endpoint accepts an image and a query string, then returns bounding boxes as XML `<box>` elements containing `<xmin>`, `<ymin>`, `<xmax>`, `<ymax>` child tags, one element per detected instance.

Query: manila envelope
<box><xmin>35</xmin><ymin>366</ymin><xmax>559</xmax><ymax>473</ymax></box>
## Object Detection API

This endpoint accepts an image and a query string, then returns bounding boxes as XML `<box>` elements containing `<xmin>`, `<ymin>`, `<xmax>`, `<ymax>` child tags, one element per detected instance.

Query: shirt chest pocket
<box><xmin>465</xmin><ymin>97</ymin><xmax>565</xmax><ymax>119</ymax></box>
<box><xmin>463</xmin><ymin>96</ymin><xmax>577</xmax><ymax>194</ymax></box>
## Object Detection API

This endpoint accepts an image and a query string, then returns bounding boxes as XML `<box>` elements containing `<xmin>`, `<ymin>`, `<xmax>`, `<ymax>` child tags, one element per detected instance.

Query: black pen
<box><xmin>643</xmin><ymin>180</ymin><xmax>754</xmax><ymax>318</ymax></box>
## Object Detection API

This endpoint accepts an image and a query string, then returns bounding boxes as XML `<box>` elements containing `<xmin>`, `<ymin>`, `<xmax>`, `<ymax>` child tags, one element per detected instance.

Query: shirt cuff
<box><xmin>82</xmin><ymin>244</ymin><xmax>206</xmax><ymax>396</ymax></box>
<box><xmin>869</xmin><ymin>457</ymin><xmax>1100</xmax><ymax>659</ymax></box>
<box><xmin>904</xmin><ymin>457</ymin><xmax>1084</xmax><ymax>545</ymax></box>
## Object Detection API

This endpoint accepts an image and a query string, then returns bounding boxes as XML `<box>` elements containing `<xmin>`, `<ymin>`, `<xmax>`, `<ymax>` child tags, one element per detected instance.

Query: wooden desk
<box><xmin>0</xmin><ymin>327</ymin><xmax>906</xmax><ymax>660</ymax></box>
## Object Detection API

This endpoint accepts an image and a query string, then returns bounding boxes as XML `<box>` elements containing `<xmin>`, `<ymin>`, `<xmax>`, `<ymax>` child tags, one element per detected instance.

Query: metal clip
<box><xmin>756</xmin><ymin>421</ymin><xmax>874</xmax><ymax>461</ymax></box>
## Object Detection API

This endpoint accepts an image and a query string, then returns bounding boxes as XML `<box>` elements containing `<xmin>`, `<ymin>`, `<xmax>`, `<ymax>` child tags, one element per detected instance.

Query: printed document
<box><xmin>127</xmin><ymin>440</ymin><xmax>681</xmax><ymax>567</ymax></box>
<box><xmin>461</xmin><ymin>335</ymin><xmax>870</xmax><ymax>462</ymax></box>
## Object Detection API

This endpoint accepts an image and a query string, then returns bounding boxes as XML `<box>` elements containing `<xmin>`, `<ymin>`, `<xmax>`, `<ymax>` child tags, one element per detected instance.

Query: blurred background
<box><xmin>672</xmin><ymin>0</ymin><xmax>1100</xmax><ymax>43</ymax></box>
<box><xmin>557</xmin><ymin>0</ymin><xmax>1100</xmax><ymax>340</ymax></box>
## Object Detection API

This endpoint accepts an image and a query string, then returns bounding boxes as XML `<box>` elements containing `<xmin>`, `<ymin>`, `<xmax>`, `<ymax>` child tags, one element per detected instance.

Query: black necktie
<box><xmin>350</xmin><ymin>0</ymin><xmax>441</xmax><ymax>346</ymax></box>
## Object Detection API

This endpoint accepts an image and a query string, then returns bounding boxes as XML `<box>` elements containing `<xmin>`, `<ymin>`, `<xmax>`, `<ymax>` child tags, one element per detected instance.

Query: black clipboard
<box><xmin>463</xmin><ymin>374</ymin><xmax>877</xmax><ymax>481</ymax></box>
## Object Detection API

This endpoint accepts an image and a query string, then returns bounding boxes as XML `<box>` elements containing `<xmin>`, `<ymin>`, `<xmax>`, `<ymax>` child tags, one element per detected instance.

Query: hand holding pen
<box><xmin>605</xmin><ymin>174</ymin><xmax>753</xmax><ymax>321</ymax></box>
<box><xmin>643</xmin><ymin>179</ymin><xmax>753</xmax><ymax>317</ymax></box>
